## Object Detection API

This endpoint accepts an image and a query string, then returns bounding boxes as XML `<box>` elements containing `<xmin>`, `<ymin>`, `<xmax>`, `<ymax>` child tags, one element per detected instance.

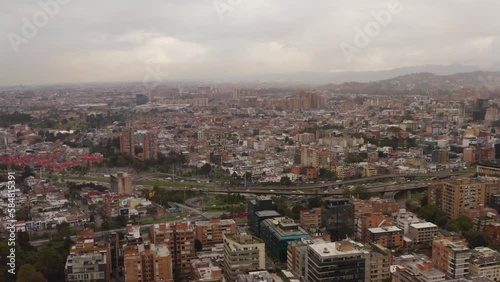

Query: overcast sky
<box><xmin>0</xmin><ymin>0</ymin><xmax>499</xmax><ymax>86</ymax></box>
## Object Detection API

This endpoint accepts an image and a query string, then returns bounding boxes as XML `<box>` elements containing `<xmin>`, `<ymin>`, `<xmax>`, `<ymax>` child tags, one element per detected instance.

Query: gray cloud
<box><xmin>0</xmin><ymin>0</ymin><xmax>499</xmax><ymax>86</ymax></box>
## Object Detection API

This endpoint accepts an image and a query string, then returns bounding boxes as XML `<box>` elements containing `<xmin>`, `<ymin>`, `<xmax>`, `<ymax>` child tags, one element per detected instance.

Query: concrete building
<box><xmin>120</xmin><ymin>128</ymin><xmax>135</xmax><ymax>156</ymax></box>
<box><xmin>223</xmin><ymin>233</ymin><xmax>265</xmax><ymax>282</ymax></box>
<box><xmin>392</xmin><ymin>254</ymin><xmax>446</xmax><ymax>282</ymax></box>
<box><xmin>149</xmin><ymin>222</ymin><xmax>195</xmax><ymax>279</ymax></box>
<box><xmin>431</xmin><ymin>239</ymin><xmax>470</xmax><ymax>279</ymax></box>
<box><xmin>477</xmin><ymin>163</ymin><xmax>500</xmax><ymax>177</ymax></box>
<box><xmin>102</xmin><ymin>194</ymin><xmax>121</xmax><ymax>218</ymax></box>
<box><xmin>190</xmin><ymin>258</ymin><xmax>222</xmax><ymax>282</ymax></box>
<box><xmin>194</xmin><ymin>218</ymin><xmax>236</xmax><ymax>247</ymax></box>
<box><xmin>470</xmin><ymin>247</ymin><xmax>500</xmax><ymax>281</ymax></box>
<box><xmin>66</xmin><ymin>229</ymin><xmax>111</xmax><ymax>282</ymax></box>
<box><xmin>394</xmin><ymin>209</ymin><xmax>422</xmax><ymax>235</ymax></box>
<box><xmin>141</xmin><ymin>131</ymin><xmax>158</xmax><ymax>161</ymax></box>
<box><xmin>287</xmin><ymin>237</ymin><xmax>328</xmax><ymax>280</ymax></box>
<box><xmin>428</xmin><ymin>178</ymin><xmax>487</xmax><ymax>219</ymax></box>
<box><xmin>368</xmin><ymin>243</ymin><xmax>392</xmax><ymax>282</ymax></box>
<box><xmin>260</xmin><ymin>217</ymin><xmax>310</xmax><ymax>262</ymax></box>
<box><xmin>300</xmin><ymin>208</ymin><xmax>322</xmax><ymax>233</ymax></box>
<box><xmin>300</xmin><ymin>147</ymin><xmax>332</xmax><ymax>168</ymax></box>
<box><xmin>110</xmin><ymin>172</ymin><xmax>133</xmax><ymax>196</ymax></box>
<box><xmin>123</xmin><ymin>242</ymin><xmax>173</xmax><ymax>282</ymax></box>
<box><xmin>237</xmin><ymin>271</ymin><xmax>273</xmax><ymax>282</ymax></box>
<box><xmin>432</xmin><ymin>149</ymin><xmax>449</xmax><ymax>164</ymax></box>
<box><xmin>65</xmin><ymin>252</ymin><xmax>108</xmax><ymax>282</ymax></box>
<box><xmin>357</xmin><ymin>213</ymin><xmax>393</xmax><ymax>242</ymax></box>
<box><xmin>407</xmin><ymin>222</ymin><xmax>438</xmax><ymax>249</ymax></box>
<box><xmin>366</xmin><ymin>226</ymin><xmax>404</xmax><ymax>249</ymax></box>
<box><xmin>304</xmin><ymin>240</ymin><xmax>370</xmax><ymax>282</ymax></box>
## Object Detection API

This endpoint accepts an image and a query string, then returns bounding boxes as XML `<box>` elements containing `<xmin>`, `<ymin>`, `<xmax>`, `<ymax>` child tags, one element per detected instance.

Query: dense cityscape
<box><xmin>1</xmin><ymin>78</ymin><xmax>500</xmax><ymax>282</ymax></box>
<box><xmin>3</xmin><ymin>1</ymin><xmax>500</xmax><ymax>282</ymax></box>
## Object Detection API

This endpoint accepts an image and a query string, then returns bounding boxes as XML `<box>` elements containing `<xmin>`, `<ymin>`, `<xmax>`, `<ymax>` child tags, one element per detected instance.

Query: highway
<box><xmin>155</xmin><ymin>182</ymin><xmax>430</xmax><ymax>196</ymax></box>
<box><xmin>66</xmin><ymin>170</ymin><xmax>471</xmax><ymax>192</ymax></box>
<box><xmin>29</xmin><ymin>171</ymin><xmax>469</xmax><ymax>247</ymax></box>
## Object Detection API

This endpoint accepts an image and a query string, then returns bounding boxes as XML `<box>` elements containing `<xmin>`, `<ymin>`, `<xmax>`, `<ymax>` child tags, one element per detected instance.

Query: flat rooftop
<box><xmin>255</xmin><ymin>210</ymin><xmax>281</xmax><ymax>217</ymax></box>
<box><xmin>410</xmin><ymin>222</ymin><xmax>437</xmax><ymax>229</ymax></box>
<box><xmin>309</xmin><ymin>242</ymin><xmax>367</xmax><ymax>258</ymax></box>
<box><xmin>368</xmin><ymin>226</ymin><xmax>402</xmax><ymax>233</ymax></box>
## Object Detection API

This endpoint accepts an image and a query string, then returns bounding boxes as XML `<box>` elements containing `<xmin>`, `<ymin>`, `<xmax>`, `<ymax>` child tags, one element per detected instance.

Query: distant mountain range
<box><xmin>322</xmin><ymin>71</ymin><xmax>500</xmax><ymax>95</ymax></box>
<box><xmin>235</xmin><ymin>64</ymin><xmax>500</xmax><ymax>95</ymax></box>
<box><xmin>243</xmin><ymin>64</ymin><xmax>500</xmax><ymax>84</ymax></box>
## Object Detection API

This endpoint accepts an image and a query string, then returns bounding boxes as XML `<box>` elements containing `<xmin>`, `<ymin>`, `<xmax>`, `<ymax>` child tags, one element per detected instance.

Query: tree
<box><xmin>291</xmin><ymin>204</ymin><xmax>306</xmax><ymax>220</ymax></box>
<box><xmin>114</xmin><ymin>215</ymin><xmax>128</xmax><ymax>228</ymax></box>
<box><xmin>220</xmin><ymin>213</ymin><xmax>228</xmax><ymax>220</ymax></box>
<box><xmin>344</xmin><ymin>154</ymin><xmax>364</xmax><ymax>164</ymax></box>
<box><xmin>56</xmin><ymin>222</ymin><xmax>71</xmax><ymax>237</ymax></box>
<box><xmin>16</xmin><ymin>208</ymin><xmax>28</xmax><ymax>221</ymax></box>
<box><xmin>308</xmin><ymin>197</ymin><xmax>323</xmax><ymax>209</ymax></box>
<box><xmin>446</xmin><ymin>215</ymin><xmax>473</xmax><ymax>233</ymax></box>
<box><xmin>318</xmin><ymin>168</ymin><xmax>336</xmax><ymax>180</ymax></box>
<box><xmin>342</xmin><ymin>188</ymin><xmax>351</xmax><ymax>198</ymax></box>
<box><xmin>199</xmin><ymin>163</ymin><xmax>212</xmax><ymax>175</ymax></box>
<box><xmin>17</xmin><ymin>264</ymin><xmax>45</xmax><ymax>282</ymax></box>
<box><xmin>195</xmin><ymin>239</ymin><xmax>203</xmax><ymax>252</ymax></box>
<box><xmin>280</xmin><ymin>176</ymin><xmax>292</xmax><ymax>186</ymax></box>
<box><xmin>465</xmin><ymin>231</ymin><xmax>488</xmax><ymax>249</ymax></box>
<box><xmin>418</xmin><ymin>204</ymin><xmax>448</xmax><ymax>228</ymax></box>
<box><xmin>353</xmin><ymin>186</ymin><xmax>370</xmax><ymax>200</ymax></box>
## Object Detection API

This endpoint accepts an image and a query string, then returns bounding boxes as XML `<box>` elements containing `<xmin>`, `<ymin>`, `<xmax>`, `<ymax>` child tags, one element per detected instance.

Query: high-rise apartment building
<box><xmin>368</xmin><ymin>243</ymin><xmax>392</xmax><ymax>282</ymax></box>
<box><xmin>431</xmin><ymin>149</ymin><xmax>449</xmax><ymax>164</ymax></box>
<box><xmin>65</xmin><ymin>229</ymin><xmax>111</xmax><ymax>282</ymax></box>
<box><xmin>432</xmin><ymin>239</ymin><xmax>470</xmax><ymax>279</ymax></box>
<box><xmin>469</xmin><ymin>247</ymin><xmax>500</xmax><ymax>281</ymax></box>
<box><xmin>300</xmin><ymin>147</ymin><xmax>331</xmax><ymax>168</ymax></box>
<box><xmin>103</xmin><ymin>194</ymin><xmax>121</xmax><ymax>218</ymax></box>
<box><xmin>110</xmin><ymin>172</ymin><xmax>133</xmax><ymax>196</ymax></box>
<box><xmin>149</xmin><ymin>222</ymin><xmax>195</xmax><ymax>279</ymax></box>
<box><xmin>428</xmin><ymin>178</ymin><xmax>487</xmax><ymax>219</ymax></box>
<box><xmin>142</xmin><ymin>131</ymin><xmax>158</xmax><ymax>161</ymax></box>
<box><xmin>223</xmin><ymin>233</ymin><xmax>265</xmax><ymax>282</ymax></box>
<box><xmin>123</xmin><ymin>242</ymin><xmax>173</xmax><ymax>282</ymax></box>
<box><xmin>194</xmin><ymin>218</ymin><xmax>236</xmax><ymax>247</ymax></box>
<box><xmin>120</xmin><ymin>128</ymin><xmax>135</xmax><ymax>156</ymax></box>
<box><xmin>120</xmin><ymin>128</ymin><xmax>158</xmax><ymax>161</ymax></box>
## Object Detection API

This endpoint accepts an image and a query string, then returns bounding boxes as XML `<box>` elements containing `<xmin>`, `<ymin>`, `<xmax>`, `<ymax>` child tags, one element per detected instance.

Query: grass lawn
<box><xmin>134</xmin><ymin>179</ymin><xmax>209</xmax><ymax>188</ymax></box>
<box><xmin>235</xmin><ymin>218</ymin><xmax>248</xmax><ymax>225</ymax></box>
<box><xmin>140</xmin><ymin>213</ymin><xmax>188</xmax><ymax>225</ymax></box>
